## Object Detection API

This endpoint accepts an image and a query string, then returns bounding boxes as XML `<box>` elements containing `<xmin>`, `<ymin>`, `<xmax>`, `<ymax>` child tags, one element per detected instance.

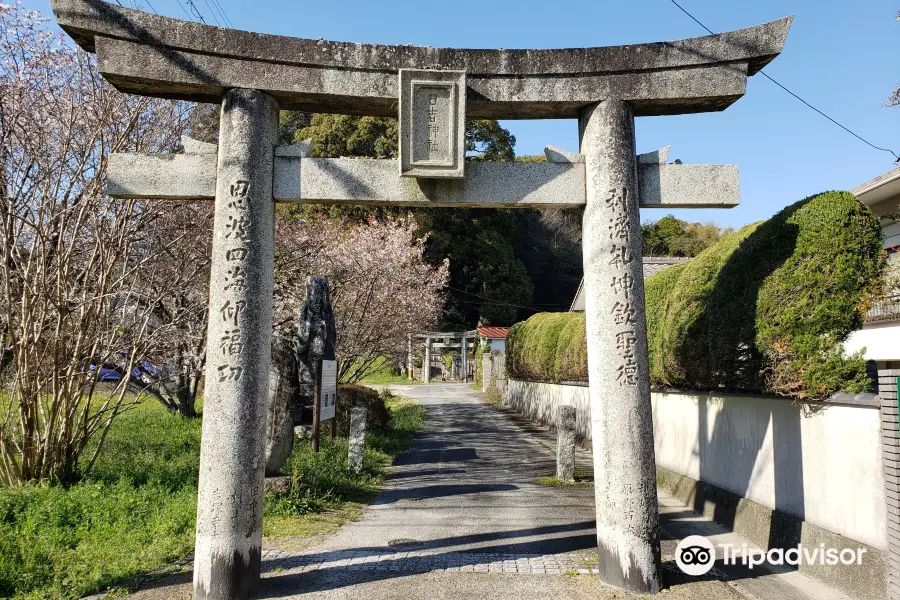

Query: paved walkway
<box><xmin>263</xmin><ymin>383</ymin><xmax>600</xmax><ymax>578</ymax></box>
<box><xmin>128</xmin><ymin>383</ymin><xmax>851</xmax><ymax>600</ymax></box>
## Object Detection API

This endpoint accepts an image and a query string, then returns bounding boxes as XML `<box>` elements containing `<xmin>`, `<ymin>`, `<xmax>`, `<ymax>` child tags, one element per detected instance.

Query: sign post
<box><xmin>311</xmin><ymin>360</ymin><xmax>322</xmax><ymax>453</ymax></box>
<box><xmin>310</xmin><ymin>359</ymin><xmax>337</xmax><ymax>454</ymax></box>
<box><xmin>321</xmin><ymin>360</ymin><xmax>338</xmax><ymax>440</ymax></box>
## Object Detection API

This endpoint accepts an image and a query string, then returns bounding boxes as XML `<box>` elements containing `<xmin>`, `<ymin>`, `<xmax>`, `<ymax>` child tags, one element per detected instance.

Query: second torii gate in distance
<box><xmin>409</xmin><ymin>331</ymin><xmax>477</xmax><ymax>383</ymax></box>
<box><xmin>49</xmin><ymin>1</ymin><xmax>791</xmax><ymax>597</ymax></box>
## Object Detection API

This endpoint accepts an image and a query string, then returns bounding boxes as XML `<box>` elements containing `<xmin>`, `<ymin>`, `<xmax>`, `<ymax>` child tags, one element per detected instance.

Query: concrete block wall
<box><xmin>481</xmin><ymin>351</ymin><xmax>507</xmax><ymax>395</ymax></box>
<box><xmin>506</xmin><ymin>378</ymin><xmax>891</xmax><ymax>598</ymax></box>
<box><xmin>880</xmin><ymin>370</ymin><xmax>900</xmax><ymax>600</ymax></box>
<box><xmin>505</xmin><ymin>379</ymin><xmax>590</xmax><ymax>440</ymax></box>
<box><xmin>651</xmin><ymin>390</ymin><xmax>885</xmax><ymax>551</ymax></box>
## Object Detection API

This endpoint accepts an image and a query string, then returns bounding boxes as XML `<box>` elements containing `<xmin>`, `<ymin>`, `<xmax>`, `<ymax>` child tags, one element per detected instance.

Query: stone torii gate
<box><xmin>49</xmin><ymin>1</ymin><xmax>790</xmax><ymax>597</ymax></box>
<box><xmin>410</xmin><ymin>331</ymin><xmax>477</xmax><ymax>382</ymax></box>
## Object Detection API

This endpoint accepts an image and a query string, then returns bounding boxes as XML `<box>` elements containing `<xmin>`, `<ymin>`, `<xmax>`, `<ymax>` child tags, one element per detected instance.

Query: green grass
<box><xmin>0</xmin><ymin>392</ymin><xmax>424</xmax><ymax>600</ymax></box>
<box><xmin>267</xmin><ymin>395</ymin><xmax>424</xmax><ymax>516</ymax></box>
<box><xmin>357</xmin><ymin>356</ymin><xmax>420</xmax><ymax>385</ymax></box>
<box><xmin>537</xmin><ymin>476</ymin><xmax>592</xmax><ymax>488</ymax></box>
<box><xmin>482</xmin><ymin>384</ymin><xmax>504</xmax><ymax>405</ymax></box>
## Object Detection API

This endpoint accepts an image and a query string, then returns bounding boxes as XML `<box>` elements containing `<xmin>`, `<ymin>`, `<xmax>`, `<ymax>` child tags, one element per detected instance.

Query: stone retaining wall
<box><xmin>505</xmin><ymin>377</ymin><xmax>892</xmax><ymax>599</ymax></box>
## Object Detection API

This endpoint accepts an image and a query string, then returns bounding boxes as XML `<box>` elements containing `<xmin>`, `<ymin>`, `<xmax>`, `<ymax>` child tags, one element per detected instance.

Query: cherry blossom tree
<box><xmin>275</xmin><ymin>214</ymin><xmax>449</xmax><ymax>383</ymax></box>
<box><xmin>0</xmin><ymin>3</ymin><xmax>198</xmax><ymax>483</ymax></box>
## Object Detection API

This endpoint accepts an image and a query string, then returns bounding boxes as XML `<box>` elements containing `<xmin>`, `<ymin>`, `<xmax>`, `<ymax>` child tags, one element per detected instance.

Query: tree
<box><xmin>467</xmin><ymin>119</ymin><xmax>516</xmax><ymax>161</ymax></box>
<box><xmin>274</xmin><ymin>214</ymin><xmax>449</xmax><ymax>382</ymax></box>
<box><xmin>293</xmin><ymin>114</ymin><xmax>534</xmax><ymax>326</ymax></box>
<box><xmin>514</xmin><ymin>209</ymin><xmax>583</xmax><ymax>313</ymax></box>
<box><xmin>415</xmin><ymin>207</ymin><xmax>534</xmax><ymax>326</ymax></box>
<box><xmin>641</xmin><ymin>215</ymin><xmax>726</xmax><ymax>257</ymax></box>
<box><xmin>0</xmin><ymin>4</ymin><xmax>198</xmax><ymax>483</ymax></box>
<box><xmin>301</xmin><ymin>113</ymin><xmax>397</xmax><ymax>159</ymax></box>
<box><xmin>134</xmin><ymin>201</ymin><xmax>213</xmax><ymax>418</ymax></box>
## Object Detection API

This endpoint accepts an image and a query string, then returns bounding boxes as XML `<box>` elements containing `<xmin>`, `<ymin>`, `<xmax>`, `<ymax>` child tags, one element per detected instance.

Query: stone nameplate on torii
<box><xmin>399</xmin><ymin>69</ymin><xmax>466</xmax><ymax>178</ymax></box>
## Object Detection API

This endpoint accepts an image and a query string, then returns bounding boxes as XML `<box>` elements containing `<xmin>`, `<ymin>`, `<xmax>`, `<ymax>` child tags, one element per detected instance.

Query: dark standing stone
<box><xmin>264</xmin><ymin>276</ymin><xmax>336</xmax><ymax>475</ymax></box>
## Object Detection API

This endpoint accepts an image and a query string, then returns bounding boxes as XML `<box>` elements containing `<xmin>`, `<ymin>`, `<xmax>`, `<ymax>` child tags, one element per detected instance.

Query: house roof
<box><xmin>850</xmin><ymin>167</ymin><xmax>900</xmax><ymax>207</ymax></box>
<box><xmin>569</xmin><ymin>257</ymin><xmax>692</xmax><ymax>311</ymax></box>
<box><xmin>477</xmin><ymin>326</ymin><xmax>511</xmax><ymax>340</ymax></box>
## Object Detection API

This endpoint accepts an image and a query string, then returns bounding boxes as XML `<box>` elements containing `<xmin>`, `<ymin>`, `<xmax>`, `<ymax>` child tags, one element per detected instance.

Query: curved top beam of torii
<box><xmin>50</xmin><ymin>0</ymin><xmax>791</xmax><ymax>119</ymax></box>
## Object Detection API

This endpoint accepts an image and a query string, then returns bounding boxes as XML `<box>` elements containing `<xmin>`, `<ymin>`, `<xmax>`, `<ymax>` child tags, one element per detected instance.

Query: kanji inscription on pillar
<box><xmin>214</xmin><ymin>179</ymin><xmax>252</xmax><ymax>384</ymax></box>
<box><xmin>399</xmin><ymin>69</ymin><xmax>466</xmax><ymax>179</ymax></box>
<box><xmin>606</xmin><ymin>187</ymin><xmax>639</xmax><ymax>387</ymax></box>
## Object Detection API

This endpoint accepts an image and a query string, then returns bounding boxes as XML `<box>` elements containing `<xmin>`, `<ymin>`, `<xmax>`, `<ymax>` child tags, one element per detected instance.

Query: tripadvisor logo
<box><xmin>676</xmin><ymin>536</ymin><xmax>716</xmax><ymax>576</ymax></box>
<box><xmin>675</xmin><ymin>535</ymin><xmax>869</xmax><ymax>576</ymax></box>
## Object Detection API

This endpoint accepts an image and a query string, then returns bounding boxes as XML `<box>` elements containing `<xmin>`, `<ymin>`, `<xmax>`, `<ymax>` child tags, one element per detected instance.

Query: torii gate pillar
<box><xmin>424</xmin><ymin>337</ymin><xmax>432</xmax><ymax>384</ymax></box>
<box><xmin>580</xmin><ymin>99</ymin><xmax>661</xmax><ymax>593</ymax></box>
<box><xmin>194</xmin><ymin>88</ymin><xmax>278</xmax><ymax>600</ymax></box>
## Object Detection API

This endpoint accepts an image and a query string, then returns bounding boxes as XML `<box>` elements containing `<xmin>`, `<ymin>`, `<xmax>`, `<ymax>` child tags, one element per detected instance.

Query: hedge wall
<box><xmin>506</xmin><ymin>312</ymin><xmax>587</xmax><ymax>383</ymax></box>
<box><xmin>506</xmin><ymin>191</ymin><xmax>886</xmax><ymax>400</ymax></box>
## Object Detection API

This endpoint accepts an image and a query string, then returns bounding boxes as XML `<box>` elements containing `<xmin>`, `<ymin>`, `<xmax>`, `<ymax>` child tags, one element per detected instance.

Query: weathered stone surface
<box><xmin>275</xmin><ymin>138</ymin><xmax>314</xmax><ymax>157</ymax></box>
<box><xmin>638</xmin><ymin>163</ymin><xmax>739</xmax><ymax>208</ymax></box>
<box><xmin>580</xmin><ymin>99</ymin><xmax>661</xmax><ymax>594</ymax></box>
<box><xmin>298</xmin><ymin>159</ymin><xmax>584</xmax><ymax>208</ymax></box>
<box><xmin>272</xmin><ymin>140</ymin><xmax>313</xmax><ymax>202</ymax></box>
<box><xmin>194</xmin><ymin>88</ymin><xmax>278</xmax><ymax>600</ymax></box>
<box><xmin>295</xmin><ymin>276</ymin><xmax>336</xmax><ymax>405</ymax></box>
<box><xmin>264</xmin><ymin>334</ymin><xmax>299</xmax><ymax>476</ymax></box>
<box><xmin>348</xmin><ymin>405</ymin><xmax>368</xmax><ymax>473</ymax></box>
<box><xmin>637</xmin><ymin>146</ymin><xmax>670</xmax><ymax>164</ymax></box>
<box><xmin>51</xmin><ymin>0</ymin><xmax>791</xmax><ymax>118</ymax></box>
<box><xmin>110</xmin><ymin>152</ymin><xmax>738</xmax><ymax>209</ymax></box>
<box><xmin>108</xmin><ymin>152</ymin><xmax>216</xmax><ymax>200</ymax></box>
<box><xmin>544</xmin><ymin>145</ymin><xmax>584</xmax><ymax>164</ymax></box>
<box><xmin>263</xmin><ymin>476</ymin><xmax>292</xmax><ymax>496</ymax></box>
<box><xmin>556</xmin><ymin>405</ymin><xmax>576</xmax><ymax>482</ymax></box>
<box><xmin>182</xmin><ymin>135</ymin><xmax>218</xmax><ymax>154</ymax></box>
<box><xmin>399</xmin><ymin>69</ymin><xmax>466</xmax><ymax>179</ymax></box>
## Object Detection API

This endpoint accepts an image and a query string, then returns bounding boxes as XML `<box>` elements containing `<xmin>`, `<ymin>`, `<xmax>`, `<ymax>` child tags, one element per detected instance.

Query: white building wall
<box><xmin>844</xmin><ymin>321</ymin><xmax>900</xmax><ymax>362</ymax></box>
<box><xmin>506</xmin><ymin>380</ymin><xmax>887</xmax><ymax>551</ymax></box>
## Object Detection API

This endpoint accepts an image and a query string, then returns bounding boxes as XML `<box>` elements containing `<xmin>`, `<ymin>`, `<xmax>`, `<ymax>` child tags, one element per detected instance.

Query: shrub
<box><xmin>507</xmin><ymin>191</ymin><xmax>886</xmax><ymax>399</ymax></box>
<box><xmin>507</xmin><ymin>313</ymin><xmax>586</xmax><ymax>382</ymax></box>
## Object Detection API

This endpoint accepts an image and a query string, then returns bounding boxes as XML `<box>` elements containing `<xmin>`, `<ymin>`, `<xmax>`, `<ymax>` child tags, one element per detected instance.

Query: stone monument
<box><xmin>264</xmin><ymin>276</ymin><xmax>336</xmax><ymax>475</ymax></box>
<box><xmin>556</xmin><ymin>405</ymin><xmax>577</xmax><ymax>483</ymax></box>
<box><xmin>49</xmin><ymin>1</ymin><xmax>792</xmax><ymax>596</ymax></box>
<box><xmin>347</xmin><ymin>405</ymin><xmax>368</xmax><ymax>473</ymax></box>
<box><xmin>294</xmin><ymin>276</ymin><xmax>337</xmax><ymax>403</ymax></box>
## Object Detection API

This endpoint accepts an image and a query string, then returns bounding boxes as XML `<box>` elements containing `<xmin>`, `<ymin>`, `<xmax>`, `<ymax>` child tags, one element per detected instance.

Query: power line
<box><xmin>115</xmin><ymin>1</ymin><xmax>158</xmax><ymax>15</ymax></box>
<box><xmin>201</xmin><ymin>0</ymin><xmax>221</xmax><ymax>26</ymax></box>
<box><xmin>173</xmin><ymin>0</ymin><xmax>193</xmax><ymax>20</ymax></box>
<box><xmin>447</xmin><ymin>285</ymin><xmax>570</xmax><ymax>313</ymax></box>
<box><xmin>667</xmin><ymin>0</ymin><xmax>900</xmax><ymax>162</ymax></box>
<box><xmin>209</xmin><ymin>0</ymin><xmax>233</xmax><ymax>28</ymax></box>
<box><xmin>184</xmin><ymin>0</ymin><xmax>208</xmax><ymax>24</ymax></box>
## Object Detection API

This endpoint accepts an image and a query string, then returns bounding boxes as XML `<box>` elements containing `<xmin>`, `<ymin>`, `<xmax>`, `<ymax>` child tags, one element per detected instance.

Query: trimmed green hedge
<box><xmin>506</xmin><ymin>191</ymin><xmax>885</xmax><ymax>400</ymax></box>
<box><xmin>506</xmin><ymin>312</ymin><xmax>587</xmax><ymax>383</ymax></box>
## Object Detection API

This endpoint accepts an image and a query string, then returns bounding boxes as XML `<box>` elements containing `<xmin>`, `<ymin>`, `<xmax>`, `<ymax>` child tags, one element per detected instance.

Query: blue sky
<box><xmin>27</xmin><ymin>0</ymin><xmax>899</xmax><ymax>228</ymax></box>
